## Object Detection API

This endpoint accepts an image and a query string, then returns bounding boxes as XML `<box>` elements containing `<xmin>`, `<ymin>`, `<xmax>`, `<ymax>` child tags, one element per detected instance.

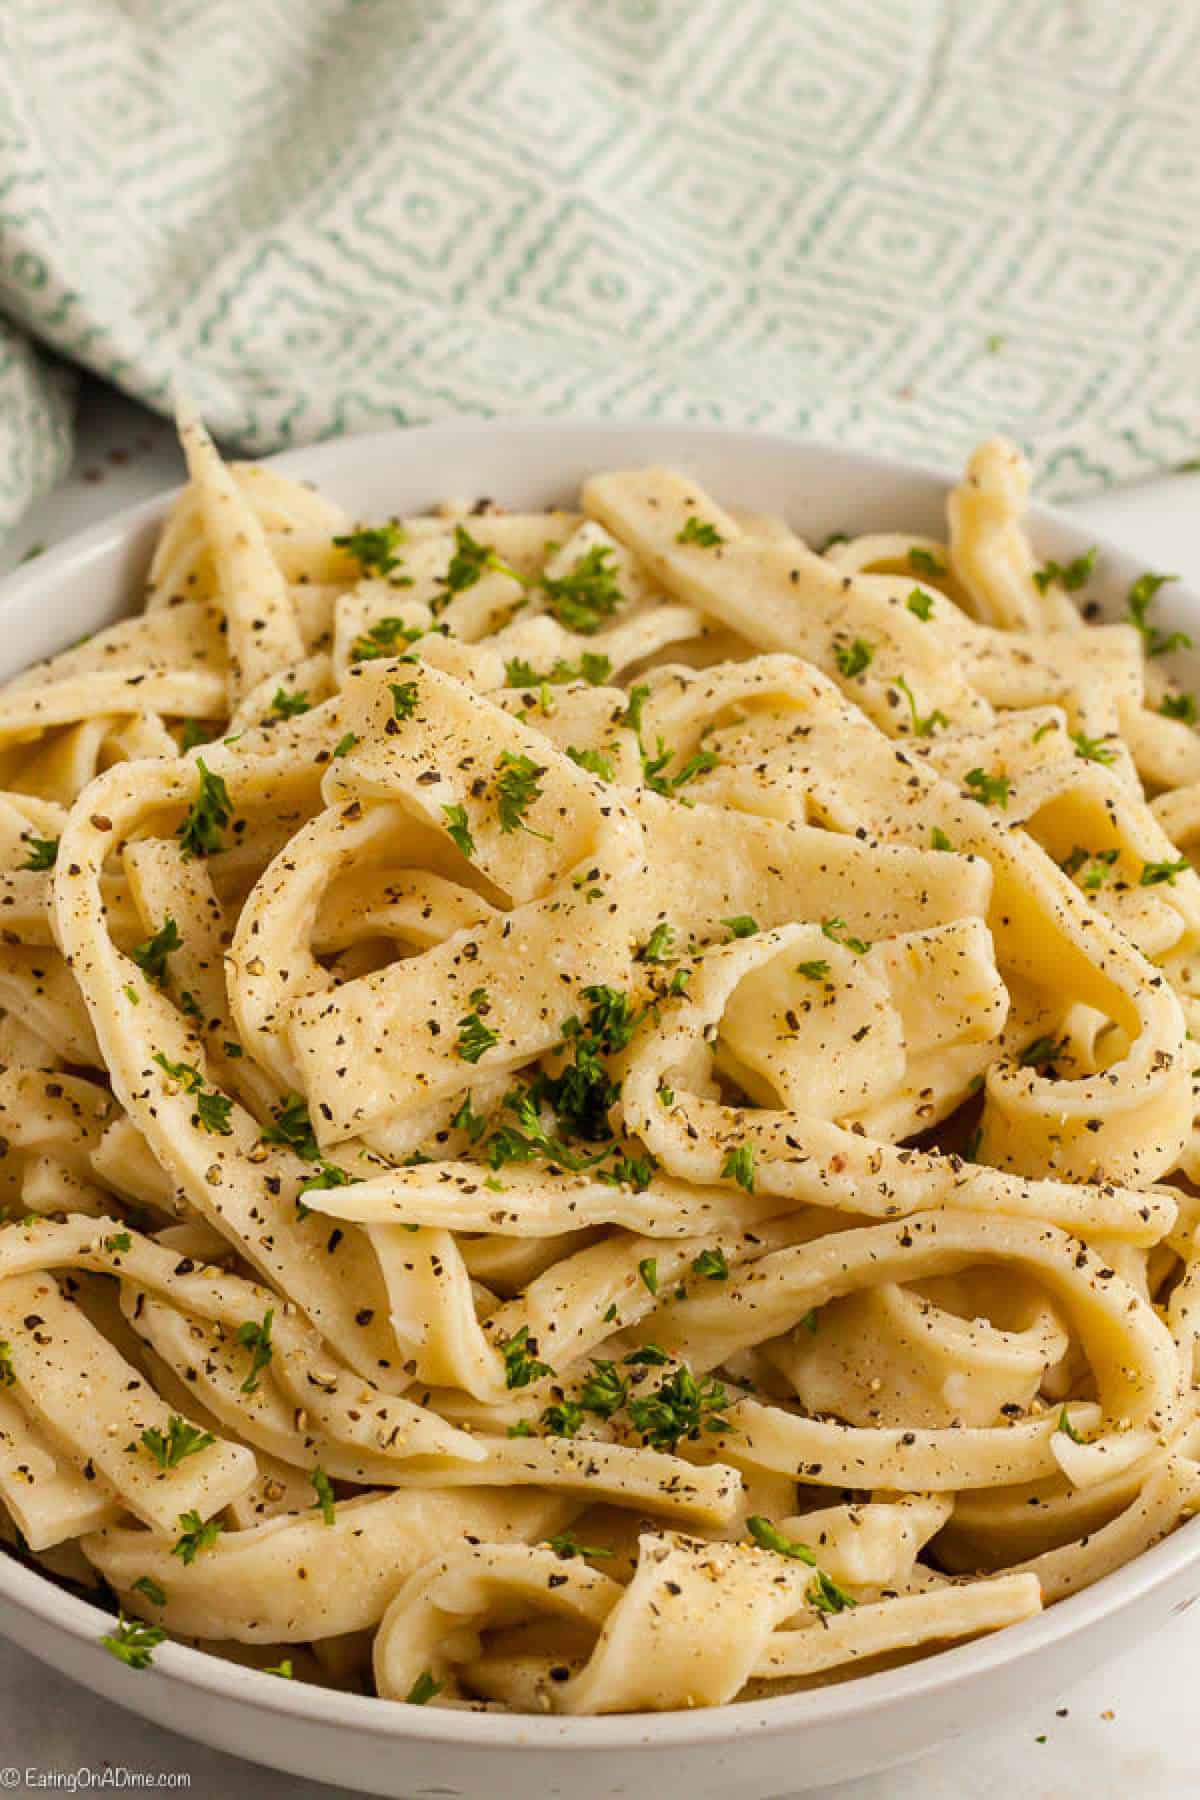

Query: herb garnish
<box><xmin>101</xmin><ymin>1613</ymin><xmax>165</xmax><ymax>1670</ymax></box>
<box><xmin>721</xmin><ymin>1144</ymin><xmax>755</xmax><ymax>1193</ymax></box>
<box><xmin>908</xmin><ymin>548</ymin><xmax>945</xmax><ymax>579</ymax></box>
<box><xmin>1071</xmin><ymin>730</ymin><xmax>1116</xmax><ymax>764</ymax></box>
<box><xmin>20</xmin><ymin>836</ymin><xmax>58</xmax><ymax>871</ymax></box>
<box><xmin>456</xmin><ymin>988</ymin><xmax>498</xmax><ymax>1063</ymax></box>
<box><xmin>178</xmin><ymin>759</ymin><xmax>232</xmax><ymax>859</ymax></box>
<box><xmin>333</xmin><ymin>521</ymin><xmax>407</xmax><ymax>578</ymax></box>
<box><xmin>964</xmin><ymin>767</ymin><xmax>1010</xmax><ymax>808</ymax></box>
<box><xmin>1128</xmin><ymin>571</ymin><xmax>1186</xmax><ymax>657</ymax></box>
<box><xmin>141</xmin><ymin>1415</ymin><xmax>215</xmax><ymax>1470</ymax></box>
<box><xmin>235</xmin><ymin>1308</ymin><xmax>275</xmax><ymax>1394</ymax></box>
<box><xmin>893</xmin><ymin>674</ymin><xmax>948</xmax><ymax>737</ymax></box>
<box><xmin>130</xmin><ymin>917</ymin><xmax>181</xmax><ymax>987</ymax></box>
<box><xmin>1033</xmin><ymin>547</ymin><xmax>1097</xmax><ymax>595</ymax></box>
<box><xmin>310</xmin><ymin>1466</ymin><xmax>336</xmax><ymax>1525</ymax></box>
<box><xmin>441</xmin><ymin>803</ymin><xmax>476</xmax><ymax>858</ymax></box>
<box><xmin>1141</xmin><ymin>857</ymin><xmax>1190</xmax><ymax>887</ymax></box>
<box><xmin>499</xmin><ymin>1325</ymin><xmax>554</xmax><ymax>1390</ymax></box>
<box><xmin>541</xmin><ymin>544</ymin><xmax>622</xmax><ymax>633</ymax></box>
<box><xmin>747</xmin><ymin>1515</ymin><xmax>816</xmax><ymax>1562</ymax></box>
<box><xmin>269</xmin><ymin>687</ymin><xmax>311</xmax><ymax>719</ymax></box>
<box><xmin>833</xmin><ymin>637</ymin><xmax>873</xmax><ymax>678</ymax></box>
<box><xmin>677</xmin><ymin>516</ymin><xmax>724</xmax><ymax>548</ymax></box>
<box><xmin>405</xmin><ymin>1671</ymin><xmax>442</xmax><ymax>1706</ymax></box>
<box><xmin>495</xmin><ymin>751</ymin><xmax>548</xmax><ymax>837</ymax></box>
<box><xmin>626</xmin><ymin>1364</ymin><xmax>730</xmax><ymax>1450</ymax></box>
<box><xmin>821</xmin><ymin>917</ymin><xmax>869</xmax><ymax>954</ymax></box>
<box><xmin>172</xmin><ymin>1510</ymin><xmax>223</xmax><ymax>1564</ymax></box>
<box><xmin>546</xmin><ymin>1530</ymin><xmax>613</xmax><ymax>1560</ymax></box>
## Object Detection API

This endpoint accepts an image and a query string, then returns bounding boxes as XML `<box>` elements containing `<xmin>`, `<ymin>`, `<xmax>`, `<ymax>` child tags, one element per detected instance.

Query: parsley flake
<box><xmin>178</xmin><ymin>759</ymin><xmax>232</xmax><ymax>860</ymax></box>
<box><xmin>677</xmin><ymin>516</ymin><xmax>725</xmax><ymax>548</ymax></box>
<box><xmin>140</xmin><ymin>1415</ymin><xmax>214</xmax><ymax>1470</ymax></box>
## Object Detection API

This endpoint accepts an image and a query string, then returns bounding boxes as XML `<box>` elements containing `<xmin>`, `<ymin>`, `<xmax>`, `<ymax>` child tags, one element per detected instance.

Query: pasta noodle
<box><xmin>0</xmin><ymin>420</ymin><xmax>1196</xmax><ymax>1716</ymax></box>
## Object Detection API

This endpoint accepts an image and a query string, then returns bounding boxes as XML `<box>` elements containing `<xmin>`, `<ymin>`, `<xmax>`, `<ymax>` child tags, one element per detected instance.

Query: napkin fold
<box><xmin>0</xmin><ymin>0</ymin><xmax>1196</xmax><ymax>536</ymax></box>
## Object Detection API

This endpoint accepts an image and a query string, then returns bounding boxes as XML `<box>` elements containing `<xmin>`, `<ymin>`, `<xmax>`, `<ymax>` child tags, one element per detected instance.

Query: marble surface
<box><xmin>1</xmin><ymin>380</ymin><xmax>1198</xmax><ymax>1799</ymax></box>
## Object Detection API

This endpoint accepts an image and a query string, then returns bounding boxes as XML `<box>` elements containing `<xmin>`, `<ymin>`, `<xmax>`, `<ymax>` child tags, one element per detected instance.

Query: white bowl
<box><xmin>1</xmin><ymin>418</ymin><xmax>1197</xmax><ymax>1798</ymax></box>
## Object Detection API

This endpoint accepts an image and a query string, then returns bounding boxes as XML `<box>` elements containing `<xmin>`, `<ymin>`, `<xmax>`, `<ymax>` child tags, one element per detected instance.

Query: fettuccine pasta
<box><xmin>0</xmin><ymin>419</ymin><xmax>1198</xmax><ymax>1715</ymax></box>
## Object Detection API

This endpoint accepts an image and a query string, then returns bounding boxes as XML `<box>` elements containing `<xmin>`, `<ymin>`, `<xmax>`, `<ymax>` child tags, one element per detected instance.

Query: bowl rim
<box><xmin>1</xmin><ymin>412</ymin><xmax>1196</xmax><ymax>1750</ymax></box>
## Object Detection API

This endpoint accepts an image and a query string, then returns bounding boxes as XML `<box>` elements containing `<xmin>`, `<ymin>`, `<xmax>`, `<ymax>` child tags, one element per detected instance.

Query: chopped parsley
<box><xmin>405</xmin><ymin>1671</ymin><xmax>442</xmax><ymax>1706</ymax></box>
<box><xmin>101</xmin><ymin>1613</ymin><xmax>165</xmax><ymax>1671</ymax></box>
<box><xmin>333</xmin><ymin>521</ymin><xmax>407</xmax><ymax>577</ymax></box>
<box><xmin>1062</xmin><ymin>845</ymin><xmax>1119</xmax><ymax>891</ymax></box>
<box><xmin>931</xmin><ymin>827</ymin><xmax>955</xmax><ymax>851</ymax></box>
<box><xmin>140</xmin><ymin>1415</ymin><xmax>214</xmax><ymax>1470</ymax></box>
<box><xmin>566</xmin><ymin>745</ymin><xmax>615</xmax><ymax>781</ymax></box>
<box><xmin>332</xmin><ymin>732</ymin><xmax>359</xmax><ymax>757</ymax></box>
<box><xmin>808</xmin><ymin>1570</ymin><xmax>857</xmax><ymax>1614</ymax></box>
<box><xmin>638</xmin><ymin>922</ymin><xmax>675</xmax><ymax>964</ymax></box>
<box><xmin>153</xmin><ymin>1055</ymin><xmax>232</xmax><ymax>1136</ymax></box>
<box><xmin>1057</xmin><ymin>1406</ymin><xmax>1085</xmax><ymax>1444</ymax></box>
<box><xmin>795</xmin><ymin>959</ymin><xmax>830</xmax><ymax>980</ymax></box>
<box><xmin>905</xmin><ymin>588</ymin><xmax>934</xmax><ymax>620</ymax></box>
<box><xmin>626</xmin><ymin>1363</ymin><xmax>731</xmax><ymax>1451</ymax></box>
<box><xmin>130</xmin><ymin>917</ymin><xmax>181</xmax><ymax>987</ymax></box>
<box><xmin>546</xmin><ymin>1530</ymin><xmax>613</xmax><ymax>1560</ymax></box>
<box><xmin>500</xmin><ymin>1325</ymin><xmax>554</xmax><ymax>1389</ymax></box>
<box><xmin>103</xmin><ymin>1232</ymin><xmax>132</xmax><ymax>1253</ymax></box>
<box><xmin>1140</xmin><ymin>857</ymin><xmax>1190</xmax><ymax>887</ymax></box>
<box><xmin>541</xmin><ymin>1399</ymin><xmax>584</xmax><ymax>1437</ymax></box>
<box><xmin>1128</xmin><ymin>571</ymin><xmax>1187</xmax><ymax>657</ymax></box>
<box><xmin>1160</xmin><ymin>691</ymin><xmax>1197</xmax><ymax>724</ymax></box>
<box><xmin>131</xmin><ymin>1576</ymin><xmax>166</xmax><ymax>1608</ymax></box>
<box><xmin>908</xmin><ymin>548</ymin><xmax>945</xmax><ymax>579</ymax></box>
<box><xmin>235</xmin><ymin>1308</ymin><xmax>275</xmax><ymax>1394</ymax></box>
<box><xmin>456</xmin><ymin>989</ymin><xmax>498</xmax><ymax>1063</ymax></box>
<box><xmin>580</xmin><ymin>1358</ymin><xmax>630</xmax><ymax>1418</ymax></box>
<box><xmin>1071</xmin><ymin>730</ymin><xmax>1116</xmax><ymax>765</ymax></box>
<box><xmin>178</xmin><ymin>759</ymin><xmax>232</xmax><ymax>859</ymax></box>
<box><xmin>269</xmin><ymin>687</ymin><xmax>311</xmax><ymax>719</ymax></box>
<box><xmin>721</xmin><ymin>1144</ymin><xmax>755</xmax><ymax>1193</ymax></box>
<box><xmin>264</xmin><ymin>1660</ymin><xmax>294</xmax><ymax>1679</ymax></box>
<box><xmin>1018</xmin><ymin>1035</ymin><xmax>1066</xmax><ymax>1070</ymax></box>
<box><xmin>261</xmin><ymin>1092</ymin><xmax>321</xmax><ymax>1160</ymax></box>
<box><xmin>310</xmin><ymin>1466</ymin><xmax>336</xmax><ymax>1525</ymax></box>
<box><xmin>19</xmin><ymin>835</ymin><xmax>58</xmax><ymax>872</ymax></box>
<box><xmin>833</xmin><ymin>637</ymin><xmax>873</xmax><ymax>678</ymax></box>
<box><xmin>388</xmin><ymin>680</ymin><xmax>419</xmax><ymax>721</ymax></box>
<box><xmin>677</xmin><ymin>516</ymin><xmax>724</xmax><ymax>548</ymax></box>
<box><xmin>821</xmin><ymin>917</ymin><xmax>869</xmax><ymax>954</ymax></box>
<box><xmin>893</xmin><ymin>674</ymin><xmax>948</xmax><ymax>737</ymax></box>
<box><xmin>619</xmin><ymin>684</ymin><xmax>650</xmax><ymax>733</ymax></box>
<box><xmin>441</xmin><ymin>802</ymin><xmax>476</xmax><ymax>858</ymax></box>
<box><xmin>638</xmin><ymin>1257</ymin><xmax>659</xmax><ymax>1296</ymax></box>
<box><xmin>349</xmin><ymin>617</ymin><xmax>423</xmax><ymax>663</ymax></box>
<box><xmin>747</xmin><ymin>1515</ymin><xmax>816</xmax><ymax>1563</ymax></box>
<box><xmin>495</xmin><ymin>750</ymin><xmax>548</xmax><ymax>836</ymax></box>
<box><xmin>1032</xmin><ymin>546</ymin><xmax>1097</xmax><ymax>595</ymax></box>
<box><xmin>505</xmin><ymin>651</ymin><xmax>612</xmax><ymax>688</ymax></box>
<box><xmin>722</xmin><ymin>915</ymin><xmax>759</xmax><ymax>940</ymax></box>
<box><xmin>172</xmin><ymin>1509</ymin><xmax>223</xmax><ymax>1564</ymax></box>
<box><xmin>964</xmin><ymin>767</ymin><xmax>1010</xmax><ymax>808</ymax></box>
<box><xmin>541</xmin><ymin>544</ymin><xmax>622</xmax><ymax>633</ymax></box>
<box><xmin>439</xmin><ymin>523</ymin><xmax>521</xmax><ymax>601</ymax></box>
<box><xmin>691</xmin><ymin>1247</ymin><xmax>729</xmax><ymax>1281</ymax></box>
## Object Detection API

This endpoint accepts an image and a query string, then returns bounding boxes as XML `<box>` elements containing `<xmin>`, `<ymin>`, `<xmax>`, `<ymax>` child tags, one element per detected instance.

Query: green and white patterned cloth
<box><xmin>0</xmin><ymin>0</ymin><xmax>1196</xmax><ymax>537</ymax></box>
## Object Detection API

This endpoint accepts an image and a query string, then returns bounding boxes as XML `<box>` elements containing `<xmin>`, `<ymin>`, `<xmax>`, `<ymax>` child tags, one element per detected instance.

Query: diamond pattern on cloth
<box><xmin>0</xmin><ymin>0</ymin><xmax>1197</xmax><ymax>536</ymax></box>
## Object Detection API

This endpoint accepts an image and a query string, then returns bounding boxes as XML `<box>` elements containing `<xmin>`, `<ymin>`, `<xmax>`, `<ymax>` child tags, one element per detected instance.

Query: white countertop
<box><xmin>1</xmin><ymin>381</ymin><xmax>1198</xmax><ymax>1799</ymax></box>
